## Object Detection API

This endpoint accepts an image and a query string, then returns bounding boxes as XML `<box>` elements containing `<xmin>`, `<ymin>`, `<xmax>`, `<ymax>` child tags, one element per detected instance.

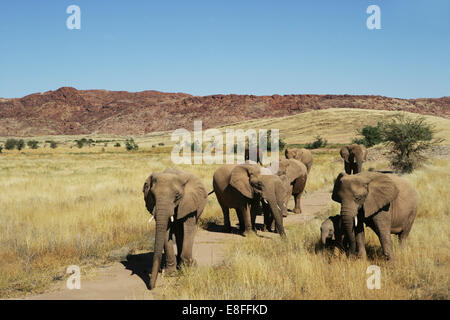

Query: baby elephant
<box><xmin>320</xmin><ymin>215</ymin><xmax>348</xmax><ymax>251</ymax></box>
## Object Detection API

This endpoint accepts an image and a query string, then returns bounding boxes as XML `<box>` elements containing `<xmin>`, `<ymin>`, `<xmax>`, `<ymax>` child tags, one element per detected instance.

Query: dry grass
<box><xmin>0</xmin><ymin>108</ymin><xmax>448</xmax><ymax>299</ymax></box>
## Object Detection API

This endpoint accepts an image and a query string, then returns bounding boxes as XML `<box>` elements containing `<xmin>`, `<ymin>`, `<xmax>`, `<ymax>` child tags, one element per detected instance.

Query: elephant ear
<box><xmin>143</xmin><ymin>174</ymin><xmax>156</xmax><ymax>214</ymax></box>
<box><xmin>332</xmin><ymin>172</ymin><xmax>346</xmax><ymax>203</ymax></box>
<box><xmin>340</xmin><ymin>146</ymin><xmax>350</xmax><ymax>163</ymax></box>
<box><xmin>363</xmin><ymin>173</ymin><xmax>399</xmax><ymax>218</ymax></box>
<box><xmin>284</xmin><ymin>148</ymin><xmax>290</xmax><ymax>159</ymax></box>
<box><xmin>177</xmin><ymin>173</ymin><xmax>207</xmax><ymax>219</ymax></box>
<box><xmin>230</xmin><ymin>164</ymin><xmax>258</xmax><ymax>199</ymax></box>
<box><xmin>278</xmin><ymin>159</ymin><xmax>299</xmax><ymax>182</ymax></box>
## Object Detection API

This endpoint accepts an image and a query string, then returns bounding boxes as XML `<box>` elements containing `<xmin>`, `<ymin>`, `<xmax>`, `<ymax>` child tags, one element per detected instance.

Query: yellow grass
<box><xmin>0</xmin><ymin>108</ymin><xmax>448</xmax><ymax>298</ymax></box>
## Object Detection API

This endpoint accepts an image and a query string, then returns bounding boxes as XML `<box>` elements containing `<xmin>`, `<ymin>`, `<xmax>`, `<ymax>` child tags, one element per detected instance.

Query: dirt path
<box><xmin>23</xmin><ymin>189</ymin><xmax>332</xmax><ymax>300</ymax></box>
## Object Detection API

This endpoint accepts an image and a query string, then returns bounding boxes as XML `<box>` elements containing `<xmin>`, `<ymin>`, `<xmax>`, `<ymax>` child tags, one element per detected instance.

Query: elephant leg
<box><xmin>180</xmin><ymin>215</ymin><xmax>197</xmax><ymax>266</ymax></box>
<box><xmin>173</xmin><ymin>221</ymin><xmax>184</xmax><ymax>267</ymax></box>
<box><xmin>250</xmin><ymin>198</ymin><xmax>262</xmax><ymax>230</ymax></box>
<box><xmin>236</xmin><ymin>208</ymin><xmax>245</xmax><ymax>232</ymax></box>
<box><xmin>293</xmin><ymin>193</ymin><xmax>302</xmax><ymax>214</ymax></box>
<box><xmin>371</xmin><ymin>211</ymin><xmax>394</xmax><ymax>261</ymax></box>
<box><xmin>262</xmin><ymin>201</ymin><xmax>273</xmax><ymax>232</ymax></box>
<box><xmin>221</xmin><ymin>205</ymin><xmax>231</xmax><ymax>232</ymax></box>
<box><xmin>239</xmin><ymin>205</ymin><xmax>254</xmax><ymax>236</ymax></box>
<box><xmin>355</xmin><ymin>213</ymin><xmax>367</xmax><ymax>259</ymax></box>
<box><xmin>164</xmin><ymin>229</ymin><xmax>176</xmax><ymax>273</ymax></box>
<box><xmin>344</xmin><ymin>162</ymin><xmax>352</xmax><ymax>175</ymax></box>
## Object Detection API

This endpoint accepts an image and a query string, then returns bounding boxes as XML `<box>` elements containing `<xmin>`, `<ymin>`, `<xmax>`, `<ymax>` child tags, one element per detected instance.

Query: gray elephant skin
<box><xmin>340</xmin><ymin>144</ymin><xmax>367</xmax><ymax>174</ymax></box>
<box><xmin>277</xmin><ymin>159</ymin><xmax>308</xmax><ymax>215</ymax></box>
<box><xmin>285</xmin><ymin>148</ymin><xmax>313</xmax><ymax>173</ymax></box>
<box><xmin>143</xmin><ymin>168</ymin><xmax>207</xmax><ymax>289</ymax></box>
<box><xmin>332</xmin><ymin>171</ymin><xmax>418</xmax><ymax>261</ymax></box>
<box><xmin>212</xmin><ymin>164</ymin><xmax>287</xmax><ymax>237</ymax></box>
<box><xmin>320</xmin><ymin>215</ymin><xmax>348</xmax><ymax>251</ymax></box>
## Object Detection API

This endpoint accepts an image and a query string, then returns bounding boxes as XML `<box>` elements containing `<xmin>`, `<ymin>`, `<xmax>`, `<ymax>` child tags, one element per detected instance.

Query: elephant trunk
<box><xmin>149</xmin><ymin>204</ymin><xmax>172</xmax><ymax>290</ymax></box>
<box><xmin>321</xmin><ymin>233</ymin><xmax>328</xmax><ymax>246</ymax></box>
<box><xmin>355</xmin><ymin>161</ymin><xmax>363</xmax><ymax>174</ymax></box>
<box><xmin>268</xmin><ymin>199</ymin><xmax>286</xmax><ymax>238</ymax></box>
<box><xmin>341</xmin><ymin>207</ymin><xmax>356</xmax><ymax>255</ymax></box>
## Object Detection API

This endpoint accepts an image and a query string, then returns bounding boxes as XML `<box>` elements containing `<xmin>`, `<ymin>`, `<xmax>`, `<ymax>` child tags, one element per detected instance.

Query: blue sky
<box><xmin>0</xmin><ymin>1</ymin><xmax>449</xmax><ymax>98</ymax></box>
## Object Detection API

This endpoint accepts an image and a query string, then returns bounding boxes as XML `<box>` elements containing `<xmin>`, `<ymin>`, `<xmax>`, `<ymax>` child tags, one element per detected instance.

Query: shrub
<box><xmin>305</xmin><ymin>135</ymin><xmax>328</xmax><ymax>149</ymax></box>
<box><xmin>50</xmin><ymin>141</ymin><xmax>58</xmax><ymax>149</ymax></box>
<box><xmin>0</xmin><ymin>144</ymin><xmax>3</xmax><ymax>153</ymax></box>
<box><xmin>158</xmin><ymin>142</ymin><xmax>165</xmax><ymax>146</ymax></box>
<box><xmin>353</xmin><ymin>123</ymin><xmax>383</xmax><ymax>147</ymax></box>
<box><xmin>5</xmin><ymin>139</ymin><xmax>17</xmax><ymax>150</ymax></box>
<box><xmin>114</xmin><ymin>142</ymin><xmax>121</xmax><ymax>147</ymax></box>
<box><xmin>76</xmin><ymin>140</ymin><xmax>84</xmax><ymax>148</ymax></box>
<box><xmin>381</xmin><ymin>114</ymin><xmax>443</xmax><ymax>173</ymax></box>
<box><xmin>125</xmin><ymin>138</ymin><xmax>139</xmax><ymax>151</ymax></box>
<box><xmin>16</xmin><ymin>139</ymin><xmax>25</xmax><ymax>151</ymax></box>
<box><xmin>27</xmin><ymin>140</ymin><xmax>39</xmax><ymax>149</ymax></box>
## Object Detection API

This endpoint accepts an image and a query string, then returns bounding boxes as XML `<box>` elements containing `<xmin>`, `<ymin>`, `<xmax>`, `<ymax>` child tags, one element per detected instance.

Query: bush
<box><xmin>27</xmin><ymin>140</ymin><xmax>39</xmax><ymax>149</ymax></box>
<box><xmin>305</xmin><ymin>135</ymin><xmax>328</xmax><ymax>149</ymax></box>
<box><xmin>5</xmin><ymin>139</ymin><xmax>17</xmax><ymax>150</ymax></box>
<box><xmin>50</xmin><ymin>141</ymin><xmax>58</xmax><ymax>149</ymax></box>
<box><xmin>76</xmin><ymin>140</ymin><xmax>84</xmax><ymax>148</ymax></box>
<box><xmin>0</xmin><ymin>144</ymin><xmax>3</xmax><ymax>153</ymax></box>
<box><xmin>353</xmin><ymin>123</ymin><xmax>383</xmax><ymax>147</ymax></box>
<box><xmin>381</xmin><ymin>114</ymin><xmax>442</xmax><ymax>173</ymax></box>
<box><xmin>158</xmin><ymin>142</ymin><xmax>165</xmax><ymax>146</ymax></box>
<box><xmin>125</xmin><ymin>138</ymin><xmax>139</xmax><ymax>151</ymax></box>
<box><xmin>16</xmin><ymin>139</ymin><xmax>25</xmax><ymax>151</ymax></box>
<box><xmin>114</xmin><ymin>142</ymin><xmax>121</xmax><ymax>147</ymax></box>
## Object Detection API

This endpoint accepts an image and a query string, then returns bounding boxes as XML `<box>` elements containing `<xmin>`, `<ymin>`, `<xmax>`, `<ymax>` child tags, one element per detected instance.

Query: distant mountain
<box><xmin>0</xmin><ymin>87</ymin><xmax>448</xmax><ymax>136</ymax></box>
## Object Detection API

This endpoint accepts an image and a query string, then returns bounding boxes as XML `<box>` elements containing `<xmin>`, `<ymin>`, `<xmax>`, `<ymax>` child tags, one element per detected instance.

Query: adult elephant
<box><xmin>213</xmin><ymin>164</ymin><xmax>287</xmax><ymax>237</ymax></box>
<box><xmin>331</xmin><ymin>172</ymin><xmax>418</xmax><ymax>261</ymax></box>
<box><xmin>285</xmin><ymin>148</ymin><xmax>313</xmax><ymax>173</ymax></box>
<box><xmin>339</xmin><ymin>144</ymin><xmax>368</xmax><ymax>174</ymax></box>
<box><xmin>276</xmin><ymin>158</ymin><xmax>308</xmax><ymax>214</ymax></box>
<box><xmin>142</xmin><ymin>168</ymin><xmax>207</xmax><ymax>290</ymax></box>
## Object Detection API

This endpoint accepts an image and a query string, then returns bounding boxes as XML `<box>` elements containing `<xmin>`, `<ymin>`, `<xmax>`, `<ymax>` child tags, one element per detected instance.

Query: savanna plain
<box><xmin>0</xmin><ymin>109</ymin><xmax>449</xmax><ymax>299</ymax></box>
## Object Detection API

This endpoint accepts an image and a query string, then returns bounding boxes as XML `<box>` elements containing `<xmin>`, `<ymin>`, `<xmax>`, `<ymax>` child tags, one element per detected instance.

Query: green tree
<box><xmin>50</xmin><ymin>141</ymin><xmax>58</xmax><ymax>149</ymax></box>
<box><xmin>381</xmin><ymin>114</ymin><xmax>443</xmax><ymax>173</ymax></box>
<box><xmin>353</xmin><ymin>122</ymin><xmax>384</xmax><ymax>147</ymax></box>
<box><xmin>305</xmin><ymin>135</ymin><xmax>328</xmax><ymax>149</ymax></box>
<box><xmin>16</xmin><ymin>139</ymin><xmax>25</xmax><ymax>151</ymax></box>
<box><xmin>27</xmin><ymin>140</ymin><xmax>39</xmax><ymax>149</ymax></box>
<box><xmin>125</xmin><ymin>138</ymin><xmax>139</xmax><ymax>151</ymax></box>
<box><xmin>5</xmin><ymin>139</ymin><xmax>17</xmax><ymax>150</ymax></box>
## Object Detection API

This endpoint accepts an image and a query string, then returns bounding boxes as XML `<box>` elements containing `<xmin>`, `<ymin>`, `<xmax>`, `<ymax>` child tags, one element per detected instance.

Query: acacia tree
<box><xmin>381</xmin><ymin>114</ymin><xmax>443</xmax><ymax>173</ymax></box>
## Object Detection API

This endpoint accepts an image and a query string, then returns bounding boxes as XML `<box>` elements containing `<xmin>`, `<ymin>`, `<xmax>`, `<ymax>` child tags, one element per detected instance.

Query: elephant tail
<box><xmin>207</xmin><ymin>190</ymin><xmax>215</xmax><ymax>196</ymax></box>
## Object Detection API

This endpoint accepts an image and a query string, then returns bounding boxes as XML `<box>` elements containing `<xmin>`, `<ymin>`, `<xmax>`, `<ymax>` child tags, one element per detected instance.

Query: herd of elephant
<box><xmin>142</xmin><ymin>144</ymin><xmax>418</xmax><ymax>289</ymax></box>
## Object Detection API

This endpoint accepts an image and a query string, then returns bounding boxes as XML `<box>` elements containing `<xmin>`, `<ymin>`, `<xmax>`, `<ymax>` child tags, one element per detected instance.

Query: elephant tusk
<box><xmin>354</xmin><ymin>216</ymin><xmax>358</xmax><ymax>227</ymax></box>
<box><xmin>148</xmin><ymin>216</ymin><xmax>154</xmax><ymax>223</ymax></box>
<box><xmin>170</xmin><ymin>216</ymin><xmax>174</xmax><ymax>223</ymax></box>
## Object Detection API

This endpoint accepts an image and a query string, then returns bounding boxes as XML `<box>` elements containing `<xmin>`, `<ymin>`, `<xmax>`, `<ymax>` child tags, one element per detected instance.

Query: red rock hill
<box><xmin>0</xmin><ymin>87</ymin><xmax>448</xmax><ymax>136</ymax></box>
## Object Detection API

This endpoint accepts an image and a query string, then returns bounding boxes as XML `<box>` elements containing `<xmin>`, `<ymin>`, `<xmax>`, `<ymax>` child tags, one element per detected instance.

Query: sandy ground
<box><xmin>22</xmin><ymin>189</ymin><xmax>332</xmax><ymax>300</ymax></box>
